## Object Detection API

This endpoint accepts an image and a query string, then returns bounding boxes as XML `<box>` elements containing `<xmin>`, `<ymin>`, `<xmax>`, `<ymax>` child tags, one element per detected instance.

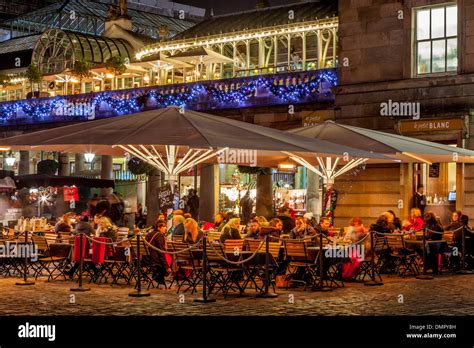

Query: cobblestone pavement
<box><xmin>0</xmin><ymin>274</ymin><xmax>473</xmax><ymax>316</ymax></box>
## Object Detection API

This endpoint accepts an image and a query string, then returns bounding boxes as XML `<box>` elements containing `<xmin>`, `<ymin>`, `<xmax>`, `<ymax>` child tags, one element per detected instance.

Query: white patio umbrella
<box><xmin>0</xmin><ymin>108</ymin><xmax>389</xmax><ymax>190</ymax></box>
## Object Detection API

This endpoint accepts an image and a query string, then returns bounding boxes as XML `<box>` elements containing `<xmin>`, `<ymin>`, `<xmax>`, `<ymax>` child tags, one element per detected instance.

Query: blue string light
<box><xmin>0</xmin><ymin>70</ymin><xmax>338</xmax><ymax>122</ymax></box>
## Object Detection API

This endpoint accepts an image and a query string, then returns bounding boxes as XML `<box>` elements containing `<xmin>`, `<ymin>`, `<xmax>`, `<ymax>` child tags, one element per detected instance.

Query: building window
<box><xmin>414</xmin><ymin>4</ymin><xmax>457</xmax><ymax>75</ymax></box>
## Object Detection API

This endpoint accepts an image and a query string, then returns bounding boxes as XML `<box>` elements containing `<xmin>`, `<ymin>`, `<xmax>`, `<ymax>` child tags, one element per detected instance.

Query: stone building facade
<box><xmin>334</xmin><ymin>0</ymin><xmax>474</xmax><ymax>225</ymax></box>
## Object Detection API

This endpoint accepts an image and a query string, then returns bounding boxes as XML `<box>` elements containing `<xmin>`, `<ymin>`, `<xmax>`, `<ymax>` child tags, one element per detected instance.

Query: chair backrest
<box><xmin>32</xmin><ymin>235</ymin><xmax>49</xmax><ymax>252</ymax></box>
<box><xmin>321</xmin><ymin>236</ymin><xmax>331</xmax><ymax>248</ymax></box>
<box><xmin>385</xmin><ymin>235</ymin><xmax>404</xmax><ymax>251</ymax></box>
<box><xmin>224</xmin><ymin>239</ymin><xmax>244</xmax><ymax>254</ymax></box>
<box><xmin>130</xmin><ymin>237</ymin><xmax>148</xmax><ymax>259</ymax></box>
<box><xmin>328</xmin><ymin>228</ymin><xmax>342</xmax><ymax>237</ymax></box>
<box><xmin>44</xmin><ymin>233</ymin><xmax>58</xmax><ymax>244</ymax></box>
<box><xmin>245</xmin><ymin>239</ymin><xmax>264</xmax><ymax>253</ymax></box>
<box><xmin>373</xmin><ymin>236</ymin><xmax>387</xmax><ymax>253</ymax></box>
<box><xmin>206</xmin><ymin>242</ymin><xmax>224</xmax><ymax>262</ymax></box>
<box><xmin>207</xmin><ymin>231</ymin><xmax>221</xmax><ymax>242</ymax></box>
<box><xmin>284</xmin><ymin>240</ymin><xmax>307</xmax><ymax>259</ymax></box>
<box><xmin>58</xmin><ymin>232</ymin><xmax>72</xmax><ymax>244</ymax></box>
<box><xmin>442</xmin><ymin>231</ymin><xmax>454</xmax><ymax>244</ymax></box>
<box><xmin>169</xmin><ymin>241</ymin><xmax>192</xmax><ymax>261</ymax></box>
<box><xmin>268</xmin><ymin>241</ymin><xmax>282</xmax><ymax>258</ymax></box>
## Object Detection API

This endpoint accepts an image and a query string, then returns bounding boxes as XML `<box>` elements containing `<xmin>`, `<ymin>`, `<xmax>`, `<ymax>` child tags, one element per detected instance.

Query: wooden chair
<box><xmin>169</xmin><ymin>241</ymin><xmax>202</xmax><ymax>294</ymax></box>
<box><xmin>385</xmin><ymin>234</ymin><xmax>419</xmax><ymax>277</ymax></box>
<box><xmin>283</xmin><ymin>240</ymin><xmax>317</xmax><ymax>289</ymax></box>
<box><xmin>31</xmin><ymin>235</ymin><xmax>69</xmax><ymax>281</ymax></box>
<box><xmin>207</xmin><ymin>231</ymin><xmax>222</xmax><ymax>242</ymax></box>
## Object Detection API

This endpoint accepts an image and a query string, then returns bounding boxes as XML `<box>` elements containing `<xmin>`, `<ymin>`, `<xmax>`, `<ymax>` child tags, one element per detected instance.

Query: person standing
<box><xmin>186</xmin><ymin>189</ymin><xmax>200</xmax><ymax>220</ymax></box>
<box><xmin>145</xmin><ymin>220</ymin><xmax>169</xmax><ymax>285</ymax></box>
<box><xmin>412</xmin><ymin>184</ymin><xmax>426</xmax><ymax>215</ymax></box>
<box><xmin>240</xmin><ymin>191</ymin><xmax>253</xmax><ymax>225</ymax></box>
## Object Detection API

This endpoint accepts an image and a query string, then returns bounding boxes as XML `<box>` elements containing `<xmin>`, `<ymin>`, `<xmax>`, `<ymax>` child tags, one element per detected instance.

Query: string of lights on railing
<box><xmin>0</xmin><ymin>69</ymin><xmax>337</xmax><ymax>122</ymax></box>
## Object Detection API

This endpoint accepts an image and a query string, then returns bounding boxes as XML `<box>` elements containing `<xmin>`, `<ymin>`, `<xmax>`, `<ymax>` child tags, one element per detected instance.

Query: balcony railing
<box><xmin>0</xmin><ymin>68</ymin><xmax>337</xmax><ymax>126</ymax></box>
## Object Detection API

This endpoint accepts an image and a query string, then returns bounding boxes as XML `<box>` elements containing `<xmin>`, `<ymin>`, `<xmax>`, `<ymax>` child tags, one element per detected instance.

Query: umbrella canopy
<box><xmin>167</xmin><ymin>47</ymin><xmax>234</xmax><ymax>65</ymax></box>
<box><xmin>0</xmin><ymin>107</ymin><xmax>388</xmax><ymax>183</ymax></box>
<box><xmin>14</xmin><ymin>174</ymin><xmax>115</xmax><ymax>189</ymax></box>
<box><xmin>290</xmin><ymin>120</ymin><xmax>474</xmax><ymax>164</ymax></box>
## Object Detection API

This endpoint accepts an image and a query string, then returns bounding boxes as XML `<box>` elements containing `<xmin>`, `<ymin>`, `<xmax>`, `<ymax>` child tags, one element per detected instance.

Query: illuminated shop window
<box><xmin>415</xmin><ymin>4</ymin><xmax>457</xmax><ymax>75</ymax></box>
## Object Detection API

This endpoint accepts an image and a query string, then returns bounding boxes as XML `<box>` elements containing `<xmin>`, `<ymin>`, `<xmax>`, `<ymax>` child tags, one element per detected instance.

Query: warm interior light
<box><xmin>106</xmin><ymin>73</ymin><xmax>114</xmax><ymax>79</ymax></box>
<box><xmin>84</xmin><ymin>153</ymin><xmax>95</xmax><ymax>163</ymax></box>
<box><xmin>278</xmin><ymin>161</ymin><xmax>296</xmax><ymax>171</ymax></box>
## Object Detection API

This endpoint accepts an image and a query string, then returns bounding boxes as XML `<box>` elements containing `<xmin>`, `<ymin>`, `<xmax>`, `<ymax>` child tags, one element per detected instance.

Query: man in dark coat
<box><xmin>412</xmin><ymin>184</ymin><xmax>426</xmax><ymax>215</ymax></box>
<box><xmin>186</xmin><ymin>189</ymin><xmax>200</xmax><ymax>220</ymax></box>
<box><xmin>145</xmin><ymin>220</ymin><xmax>169</xmax><ymax>285</ymax></box>
<box><xmin>276</xmin><ymin>207</ymin><xmax>295</xmax><ymax>234</ymax></box>
<box><xmin>240</xmin><ymin>191</ymin><xmax>254</xmax><ymax>225</ymax></box>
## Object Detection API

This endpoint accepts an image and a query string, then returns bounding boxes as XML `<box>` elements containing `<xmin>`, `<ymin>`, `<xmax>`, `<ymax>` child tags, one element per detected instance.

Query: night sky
<box><xmin>176</xmin><ymin>0</ymin><xmax>296</xmax><ymax>15</ymax></box>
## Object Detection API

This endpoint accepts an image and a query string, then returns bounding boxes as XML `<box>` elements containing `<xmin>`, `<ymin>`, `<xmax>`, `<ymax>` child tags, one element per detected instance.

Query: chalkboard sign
<box><xmin>158</xmin><ymin>184</ymin><xmax>179</xmax><ymax>212</ymax></box>
<box><xmin>429</xmin><ymin>163</ymin><xmax>440</xmax><ymax>178</ymax></box>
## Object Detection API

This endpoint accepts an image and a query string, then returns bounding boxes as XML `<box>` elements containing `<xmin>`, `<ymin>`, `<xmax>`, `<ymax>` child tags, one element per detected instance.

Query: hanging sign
<box><xmin>429</xmin><ymin>163</ymin><xmax>440</xmax><ymax>178</ymax></box>
<box><xmin>158</xmin><ymin>184</ymin><xmax>179</xmax><ymax>212</ymax></box>
<box><xmin>63</xmin><ymin>186</ymin><xmax>79</xmax><ymax>202</ymax></box>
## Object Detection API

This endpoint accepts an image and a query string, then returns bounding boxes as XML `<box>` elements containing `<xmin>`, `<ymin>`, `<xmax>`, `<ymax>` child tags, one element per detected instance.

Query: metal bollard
<box><xmin>129</xmin><ymin>232</ymin><xmax>150</xmax><ymax>297</ymax></box>
<box><xmin>71</xmin><ymin>233</ymin><xmax>90</xmax><ymax>292</ymax></box>
<box><xmin>16</xmin><ymin>229</ymin><xmax>34</xmax><ymax>286</ymax></box>
<box><xmin>364</xmin><ymin>231</ymin><xmax>383</xmax><ymax>286</ymax></box>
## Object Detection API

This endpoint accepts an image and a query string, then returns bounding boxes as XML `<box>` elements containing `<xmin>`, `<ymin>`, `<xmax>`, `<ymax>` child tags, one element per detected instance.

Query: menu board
<box><xmin>158</xmin><ymin>184</ymin><xmax>179</xmax><ymax>212</ymax></box>
<box><xmin>429</xmin><ymin>163</ymin><xmax>440</xmax><ymax>178</ymax></box>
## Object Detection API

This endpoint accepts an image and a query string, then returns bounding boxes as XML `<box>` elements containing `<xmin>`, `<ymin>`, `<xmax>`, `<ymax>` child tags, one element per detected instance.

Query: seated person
<box><xmin>145</xmin><ymin>220</ymin><xmax>170</xmax><ymax>285</ymax></box>
<box><xmin>446</xmin><ymin>210</ymin><xmax>463</xmax><ymax>233</ymax></box>
<box><xmin>276</xmin><ymin>207</ymin><xmax>295</xmax><ymax>234</ymax></box>
<box><xmin>73</xmin><ymin>216</ymin><xmax>93</xmax><ymax>236</ymax></box>
<box><xmin>371</xmin><ymin>214</ymin><xmax>395</xmax><ymax>235</ymax></box>
<box><xmin>55</xmin><ymin>213</ymin><xmax>72</xmax><ymax>233</ymax></box>
<box><xmin>344</xmin><ymin>217</ymin><xmax>368</xmax><ymax>242</ymax></box>
<box><xmin>183</xmin><ymin>218</ymin><xmax>203</xmax><ymax>244</ymax></box>
<box><xmin>245</xmin><ymin>219</ymin><xmax>261</xmax><ymax>239</ymax></box>
<box><xmin>258</xmin><ymin>218</ymin><xmax>283</xmax><ymax>240</ymax></box>
<box><xmin>220</xmin><ymin>218</ymin><xmax>242</xmax><ymax>243</ymax></box>
<box><xmin>214</xmin><ymin>213</ymin><xmax>227</xmax><ymax>232</ymax></box>
<box><xmin>290</xmin><ymin>217</ymin><xmax>316</xmax><ymax>240</ymax></box>
<box><xmin>172</xmin><ymin>215</ymin><xmax>186</xmax><ymax>237</ymax></box>
<box><xmin>314</xmin><ymin>217</ymin><xmax>332</xmax><ymax>237</ymax></box>
<box><xmin>387</xmin><ymin>210</ymin><xmax>402</xmax><ymax>231</ymax></box>
<box><xmin>95</xmin><ymin>216</ymin><xmax>118</xmax><ymax>241</ymax></box>
<box><xmin>403</xmin><ymin>208</ymin><xmax>423</xmax><ymax>233</ymax></box>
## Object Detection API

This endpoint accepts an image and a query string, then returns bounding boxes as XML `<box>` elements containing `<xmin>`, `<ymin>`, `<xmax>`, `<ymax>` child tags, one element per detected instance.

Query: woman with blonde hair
<box><xmin>96</xmin><ymin>216</ymin><xmax>118</xmax><ymax>241</ymax></box>
<box><xmin>219</xmin><ymin>218</ymin><xmax>242</xmax><ymax>243</ymax></box>
<box><xmin>403</xmin><ymin>208</ymin><xmax>424</xmax><ymax>232</ymax></box>
<box><xmin>255</xmin><ymin>216</ymin><xmax>269</xmax><ymax>227</ymax></box>
<box><xmin>183</xmin><ymin>218</ymin><xmax>203</xmax><ymax>244</ymax></box>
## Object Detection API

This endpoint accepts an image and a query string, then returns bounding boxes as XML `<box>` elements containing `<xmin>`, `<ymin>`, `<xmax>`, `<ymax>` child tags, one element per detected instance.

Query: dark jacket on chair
<box><xmin>219</xmin><ymin>227</ymin><xmax>241</xmax><ymax>243</ymax></box>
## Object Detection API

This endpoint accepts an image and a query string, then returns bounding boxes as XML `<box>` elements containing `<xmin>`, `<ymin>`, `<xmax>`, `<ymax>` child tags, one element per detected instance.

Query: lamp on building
<box><xmin>84</xmin><ymin>153</ymin><xmax>95</xmax><ymax>163</ymax></box>
<box><xmin>5</xmin><ymin>153</ymin><xmax>16</xmax><ymax>167</ymax></box>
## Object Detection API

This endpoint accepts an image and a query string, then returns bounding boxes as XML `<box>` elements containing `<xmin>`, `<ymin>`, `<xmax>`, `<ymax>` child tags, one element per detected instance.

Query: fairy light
<box><xmin>0</xmin><ymin>70</ymin><xmax>337</xmax><ymax>121</ymax></box>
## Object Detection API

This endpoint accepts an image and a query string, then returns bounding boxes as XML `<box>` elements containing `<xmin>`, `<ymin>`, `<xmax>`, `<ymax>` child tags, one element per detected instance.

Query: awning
<box><xmin>167</xmin><ymin>47</ymin><xmax>234</xmax><ymax>65</ymax></box>
<box><xmin>14</xmin><ymin>174</ymin><xmax>115</xmax><ymax>189</ymax></box>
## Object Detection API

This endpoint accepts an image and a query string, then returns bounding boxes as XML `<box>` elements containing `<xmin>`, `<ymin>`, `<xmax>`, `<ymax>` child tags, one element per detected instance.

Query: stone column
<box><xmin>199</xmin><ymin>164</ymin><xmax>219</xmax><ymax>222</ymax></box>
<box><xmin>146</xmin><ymin>169</ymin><xmax>161</xmax><ymax>227</ymax></box>
<box><xmin>256</xmin><ymin>172</ymin><xmax>273</xmax><ymax>219</ymax></box>
<box><xmin>19</xmin><ymin>151</ymin><xmax>30</xmax><ymax>175</ymax></box>
<box><xmin>58</xmin><ymin>153</ymin><xmax>70</xmax><ymax>176</ymax></box>
<box><xmin>74</xmin><ymin>153</ymin><xmax>85</xmax><ymax>174</ymax></box>
<box><xmin>100</xmin><ymin>155</ymin><xmax>113</xmax><ymax>196</ymax></box>
<box><xmin>306</xmin><ymin>169</ymin><xmax>320</xmax><ymax>219</ymax></box>
<box><xmin>399</xmin><ymin>163</ymin><xmax>412</xmax><ymax>221</ymax></box>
